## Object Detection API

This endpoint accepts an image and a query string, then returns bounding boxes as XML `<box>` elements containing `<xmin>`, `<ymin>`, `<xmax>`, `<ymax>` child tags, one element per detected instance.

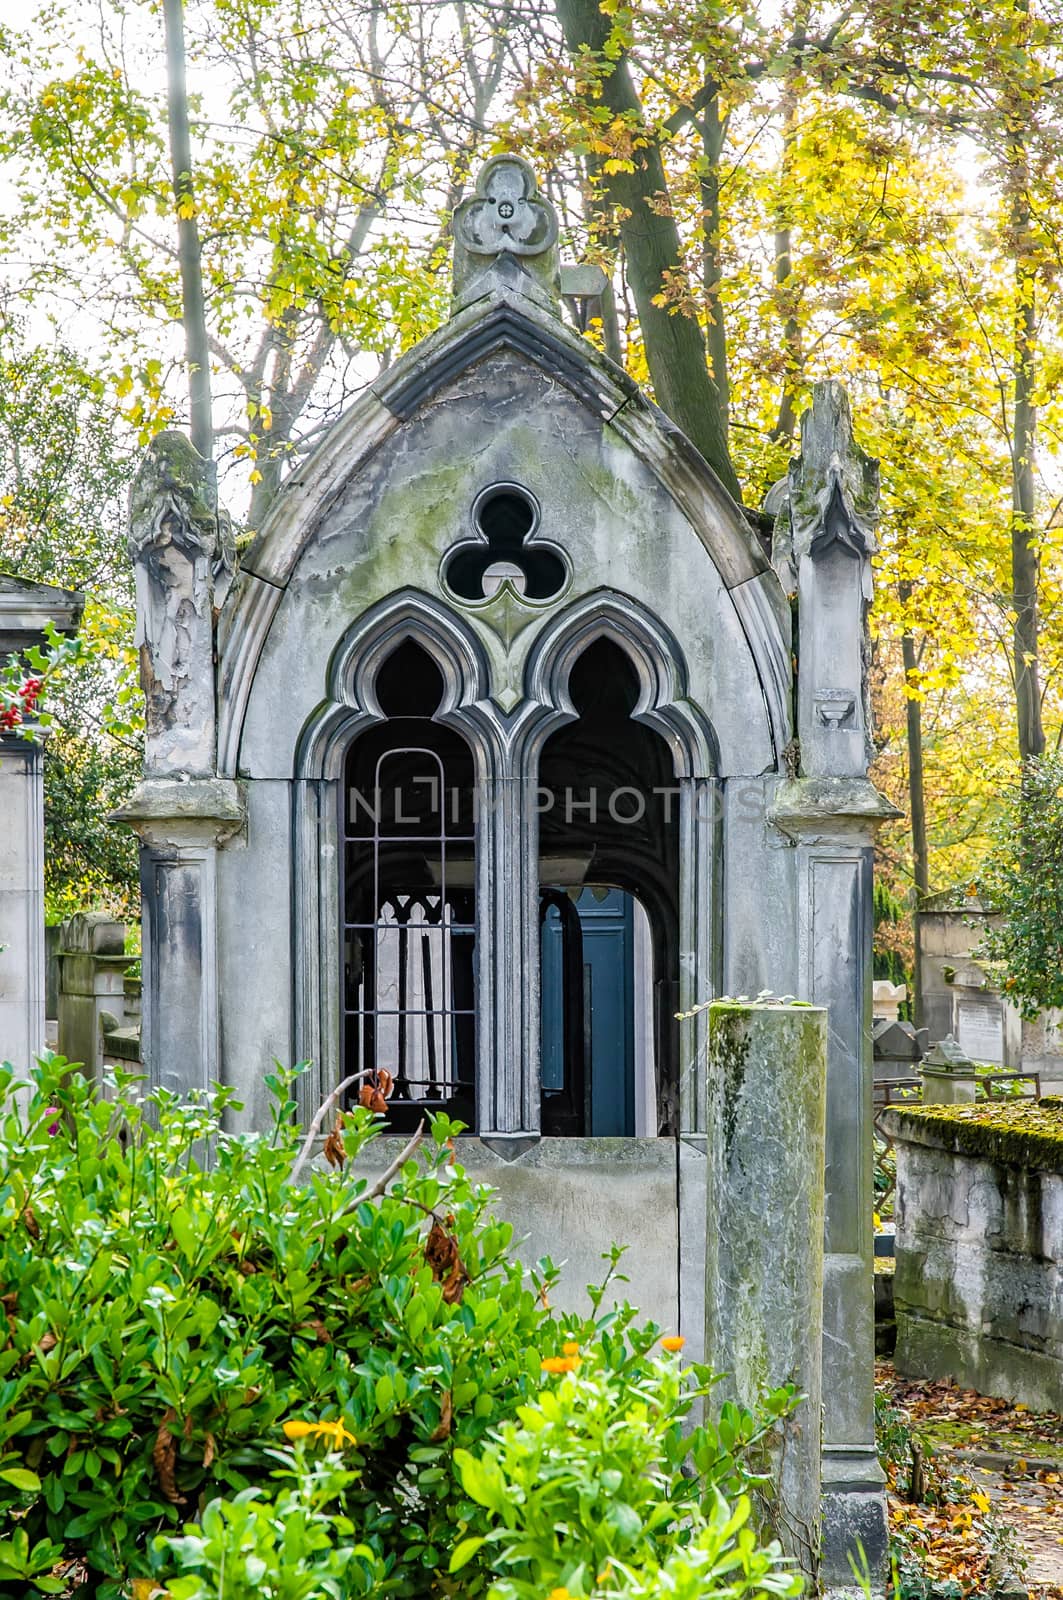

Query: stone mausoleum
<box><xmin>118</xmin><ymin>155</ymin><xmax>897</xmax><ymax>1585</ymax></box>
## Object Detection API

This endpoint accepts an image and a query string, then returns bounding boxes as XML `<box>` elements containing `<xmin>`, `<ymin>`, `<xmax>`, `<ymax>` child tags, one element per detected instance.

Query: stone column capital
<box><xmin>770</xmin><ymin>776</ymin><xmax>901</xmax><ymax>842</ymax></box>
<box><xmin>111</xmin><ymin>776</ymin><xmax>245</xmax><ymax>848</ymax></box>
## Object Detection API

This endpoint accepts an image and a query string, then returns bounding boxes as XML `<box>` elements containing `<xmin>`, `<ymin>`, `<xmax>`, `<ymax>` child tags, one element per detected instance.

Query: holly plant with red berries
<box><xmin>0</xmin><ymin>623</ymin><xmax>91</xmax><ymax>739</ymax></box>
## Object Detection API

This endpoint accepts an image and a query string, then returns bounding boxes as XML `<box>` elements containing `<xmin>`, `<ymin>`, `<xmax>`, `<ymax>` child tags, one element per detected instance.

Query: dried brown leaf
<box><xmin>323</xmin><ymin>1121</ymin><xmax>347</xmax><ymax>1168</ymax></box>
<box><xmin>153</xmin><ymin>1409</ymin><xmax>186</xmax><ymax>1506</ymax></box>
<box><xmin>425</xmin><ymin>1219</ymin><xmax>468</xmax><ymax>1305</ymax></box>
<box><xmin>296</xmin><ymin>1317</ymin><xmax>332</xmax><ymax>1343</ymax></box>
<box><xmin>430</xmin><ymin>1390</ymin><xmax>453</xmax><ymax>1443</ymax></box>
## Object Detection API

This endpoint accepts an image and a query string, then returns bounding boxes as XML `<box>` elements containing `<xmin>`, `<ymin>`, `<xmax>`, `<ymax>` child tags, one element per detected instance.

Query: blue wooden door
<box><xmin>541</xmin><ymin>886</ymin><xmax>635</xmax><ymax>1135</ymax></box>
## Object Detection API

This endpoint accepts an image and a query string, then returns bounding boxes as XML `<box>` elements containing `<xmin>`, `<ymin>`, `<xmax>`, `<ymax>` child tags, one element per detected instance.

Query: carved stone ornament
<box><xmin>453</xmin><ymin>155</ymin><xmax>559</xmax><ymax>259</ymax></box>
<box><xmin>451</xmin><ymin>155</ymin><xmax>561</xmax><ymax>311</ymax></box>
<box><xmin>767</xmin><ymin>381</ymin><xmax>879</xmax><ymax>601</ymax></box>
<box><xmin>128</xmin><ymin>430</ymin><xmax>228</xmax><ymax>775</ymax></box>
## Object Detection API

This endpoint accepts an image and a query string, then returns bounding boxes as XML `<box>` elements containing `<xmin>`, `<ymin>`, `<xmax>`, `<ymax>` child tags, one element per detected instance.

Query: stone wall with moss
<box><xmin>881</xmin><ymin>1103</ymin><xmax>1063</xmax><ymax>1411</ymax></box>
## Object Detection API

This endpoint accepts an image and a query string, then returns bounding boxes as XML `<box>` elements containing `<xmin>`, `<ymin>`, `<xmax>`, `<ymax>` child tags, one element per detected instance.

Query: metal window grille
<box><xmin>343</xmin><ymin>743</ymin><xmax>476</xmax><ymax>1129</ymax></box>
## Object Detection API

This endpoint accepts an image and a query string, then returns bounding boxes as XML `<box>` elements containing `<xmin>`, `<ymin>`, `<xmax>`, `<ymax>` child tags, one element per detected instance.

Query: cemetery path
<box><xmin>878</xmin><ymin>1362</ymin><xmax>1063</xmax><ymax>1596</ymax></box>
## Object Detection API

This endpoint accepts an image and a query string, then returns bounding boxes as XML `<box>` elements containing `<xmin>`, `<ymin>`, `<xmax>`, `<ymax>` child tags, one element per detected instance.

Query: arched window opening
<box><xmin>343</xmin><ymin>639</ymin><xmax>476</xmax><ymax>1131</ymax></box>
<box><xmin>537</xmin><ymin>638</ymin><xmax>680</xmax><ymax>1136</ymax></box>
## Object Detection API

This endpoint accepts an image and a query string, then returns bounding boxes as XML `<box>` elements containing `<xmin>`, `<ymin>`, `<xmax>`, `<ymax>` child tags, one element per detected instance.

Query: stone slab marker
<box><xmin>0</xmin><ymin>576</ymin><xmax>83</xmax><ymax>1073</ymax></box>
<box><xmin>704</xmin><ymin>1000</ymin><xmax>826</xmax><ymax>1579</ymax></box>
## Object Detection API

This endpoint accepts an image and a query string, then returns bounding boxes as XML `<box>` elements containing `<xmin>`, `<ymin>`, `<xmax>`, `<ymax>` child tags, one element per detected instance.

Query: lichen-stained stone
<box><xmin>704</xmin><ymin>1000</ymin><xmax>827</xmax><ymax>1578</ymax></box>
<box><xmin>233</xmin><ymin>346</ymin><xmax>780</xmax><ymax>783</ymax></box>
<box><xmin>128</xmin><ymin>431</ymin><xmax>232</xmax><ymax>777</ymax></box>
<box><xmin>885</xmin><ymin>1102</ymin><xmax>1063</xmax><ymax>1412</ymax></box>
<box><xmin>120</xmin><ymin>153</ymin><xmax>900</xmax><ymax>1594</ymax></box>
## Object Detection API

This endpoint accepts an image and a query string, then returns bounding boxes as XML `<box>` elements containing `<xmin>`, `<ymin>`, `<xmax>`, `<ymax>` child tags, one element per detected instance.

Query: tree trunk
<box><xmin>770</xmin><ymin>32</ymin><xmax>804</xmax><ymax>444</ymax></box>
<box><xmin>162</xmin><ymin>0</ymin><xmax>213</xmax><ymax>464</ymax></box>
<box><xmin>1005</xmin><ymin>8</ymin><xmax>1043</xmax><ymax>766</ymax></box>
<box><xmin>553</xmin><ymin>0</ymin><xmax>740</xmax><ymax>501</ymax></box>
<box><xmin>1011</xmin><ymin>211</ymin><xmax>1043</xmax><ymax>763</ymax></box>
<box><xmin>899</xmin><ymin>582</ymin><xmax>929</xmax><ymax>1027</ymax></box>
<box><xmin>700</xmin><ymin>83</ymin><xmax>729</xmax><ymax>436</ymax></box>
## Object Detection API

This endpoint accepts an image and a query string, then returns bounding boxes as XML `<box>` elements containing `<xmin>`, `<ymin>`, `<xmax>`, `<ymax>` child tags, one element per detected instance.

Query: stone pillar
<box><xmin>704</xmin><ymin>1001</ymin><xmax>826</xmax><ymax>1579</ymax></box>
<box><xmin>0</xmin><ymin>575</ymin><xmax>83</xmax><ymax>1073</ymax></box>
<box><xmin>113</xmin><ymin>780</ymin><xmax>243</xmax><ymax>1099</ymax></box>
<box><xmin>0</xmin><ymin>735</ymin><xmax>47</xmax><ymax>1070</ymax></box>
<box><xmin>115</xmin><ymin>434</ymin><xmax>242</xmax><ymax>1100</ymax></box>
<box><xmin>921</xmin><ymin>1036</ymin><xmax>978</xmax><ymax>1105</ymax></box>
<box><xmin>770</xmin><ymin>382</ymin><xmax>896</xmax><ymax>1587</ymax></box>
<box><xmin>56</xmin><ymin>912</ymin><xmax>137</xmax><ymax>1080</ymax></box>
<box><xmin>773</xmin><ymin>780</ymin><xmax>897</xmax><ymax>1585</ymax></box>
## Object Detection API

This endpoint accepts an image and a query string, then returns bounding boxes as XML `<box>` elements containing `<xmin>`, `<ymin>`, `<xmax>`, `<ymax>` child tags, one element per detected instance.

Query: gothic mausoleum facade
<box><xmin>118</xmin><ymin>155</ymin><xmax>896</xmax><ymax>1584</ymax></box>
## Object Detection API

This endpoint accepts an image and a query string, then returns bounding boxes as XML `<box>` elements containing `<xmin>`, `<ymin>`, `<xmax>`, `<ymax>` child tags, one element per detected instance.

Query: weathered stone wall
<box><xmin>345</xmin><ymin>1133</ymin><xmax>681</xmax><ymax>1338</ymax></box>
<box><xmin>56</xmin><ymin>913</ymin><xmax>137</xmax><ymax>1082</ymax></box>
<box><xmin>884</xmin><ymin>1102</ymin><xmax>1063</xmax><ymax>1412</ymax></box>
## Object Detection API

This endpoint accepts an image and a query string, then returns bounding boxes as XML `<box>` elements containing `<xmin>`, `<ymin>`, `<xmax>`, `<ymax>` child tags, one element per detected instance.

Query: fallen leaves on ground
<box><xmin>878</xmin><ymin>1361</ymin><xmax>1063</xmax><ymax>1597</ymax></box>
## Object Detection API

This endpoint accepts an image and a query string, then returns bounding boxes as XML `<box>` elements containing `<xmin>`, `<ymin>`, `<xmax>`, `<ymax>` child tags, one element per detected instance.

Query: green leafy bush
<box><xmin>450</xmin><ymin>1342</ymin><xmax>799</xmax><ymax>1599</ymax></box>
<box><xmin>161</xmin><ymin>1450</ymin><xmax>379</xmax><ymax>1599</ymax></box>
<box><xmin>0</xmin><ymin>1059</ymin><xmax>800</xmax><ymax>1599</ymax></box>
<box><xmin>978</xmin><ymin>754</ymin><xmax>1063</xmax><ymax>1015</ymax></box>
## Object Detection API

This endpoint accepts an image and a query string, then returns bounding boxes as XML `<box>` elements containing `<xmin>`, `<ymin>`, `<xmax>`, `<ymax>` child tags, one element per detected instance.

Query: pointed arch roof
<box><xmin>217</xmin><ymin>286</ymin><xmax>791</xmax><ymax>776</ymax></box>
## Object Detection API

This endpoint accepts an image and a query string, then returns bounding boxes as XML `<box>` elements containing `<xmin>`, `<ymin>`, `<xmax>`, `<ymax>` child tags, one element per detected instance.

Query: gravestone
<box><xmin>922</xmin><ymin>1036</ymin><xmax>978</xmax><ymax>1105</ymax></box>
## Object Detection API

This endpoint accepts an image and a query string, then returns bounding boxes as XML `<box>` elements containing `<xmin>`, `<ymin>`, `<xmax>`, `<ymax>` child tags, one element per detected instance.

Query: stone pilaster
<box><xmin>769</xmin><ymin>379</ymin><xmax>896</xmax><ymax>1588</ymax></box>
<box><xmin>118</xmin><ymin>432</ymin><xmax>240</xmax><ymax>1102</ymax></box>
<box><xmin>773</xmin><ymin>779</ymin><xmax>898</xmax><ymax>1589</ymax></box>
<box><xmin>112</xmin><ymin>778</ymin><xmax>244</xmax><ymax>1100</ymax></box>
<box><xmin>0</xmin><ymin>574</ymin><xmax>83</xmax><ymax>1077</ymax></box>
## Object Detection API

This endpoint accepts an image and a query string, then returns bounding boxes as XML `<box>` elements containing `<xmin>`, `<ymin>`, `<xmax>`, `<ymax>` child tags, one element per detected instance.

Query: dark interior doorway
<box><xmin>342</xmin><ymin>639</ymin><xmax>476</xmax><ymax>1131</ymax></box>
<box><xmin>537</xmin><ymin>638</ymin><xmax>680</xmax><ymax>1135</ymax></box>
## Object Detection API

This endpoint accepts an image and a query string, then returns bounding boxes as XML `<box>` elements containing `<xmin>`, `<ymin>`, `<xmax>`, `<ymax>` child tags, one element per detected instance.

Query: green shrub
<box><xmin>449</xmin><ymin>1342</ymin><xmax>799</xmax><ymax>1599</ymax></box>
<box><xmin>160</xmin><ymin>1450</ymin><xmax>379</xmax><ymax>1598</ymax></box>
<box><xmin>0</xmin><ymin>1059</ymin><xmax>799</xmax><ymax>1598</ymax></box>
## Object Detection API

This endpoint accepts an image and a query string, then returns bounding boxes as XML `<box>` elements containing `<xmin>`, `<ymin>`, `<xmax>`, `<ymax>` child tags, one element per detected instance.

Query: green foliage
<box><xmin>0</xmin><ymin>315</ymin><xmax>141</xmax><ymax>915</ymax></box>
<box><xmin>0</xmin><ymin>1060</ymin><xmax>798</xmax><ymax>1598</ymax></box>
<box><xmin>0</xmin><ymin>318</ymin><xmax>133</xmax><ymax>600</ymax></box>
<box><xmin>451</xmin><ymin>1345</ymin><xmax>799</xmax><ymax>1600</ymax></box>
<box><xmin>160</xmin><ymin>1453</ymin><xmax>379</xmax><ymax>1599</ymax></box>
<box><xmin>978</xmin><ymin>755</ymin><xmax>1063</xmax><ymax>1015</ymax></box>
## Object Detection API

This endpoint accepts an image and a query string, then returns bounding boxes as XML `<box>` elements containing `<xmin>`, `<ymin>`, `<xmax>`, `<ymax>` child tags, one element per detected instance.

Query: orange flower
<box><xmin>282</xmin><ymin>1417</ymin><xmax>357</xmax><ymax>1448</ymax></box>
<box><xmin>541</xmin><ymin>1355</ymin><xmax>580</xmax><ymax>1374</ymax></box>
<box><xmin>547</xmin><ymin>1589</ymin><xmax>573</xmax><ymax>1600</ymax></box>
<box><xmin>282</xmin><ymin>1420</ymin><xmax>315</xmax><ymax>1440</ymax></box>
<box><xmin>660</xmin><ymin>1335</ymin><xmax>685</xmax><ymax>1352</ymax></box>
<box><xmin>562</xmin><ymin>1340</ymin><xmax>580</xmax><ymax>1356</ymax></box>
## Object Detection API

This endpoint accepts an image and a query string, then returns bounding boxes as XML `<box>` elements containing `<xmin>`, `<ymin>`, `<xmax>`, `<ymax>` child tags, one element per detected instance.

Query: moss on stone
<box><xmin>708</xmin><ymin>1007</ymin><xmax>752</xmax><ymax>1154</ymax></box>
<box><xmin>890</xmin><ymin>1100</ymin><xmax>1063</xmax><ymax>1173</ymax></box>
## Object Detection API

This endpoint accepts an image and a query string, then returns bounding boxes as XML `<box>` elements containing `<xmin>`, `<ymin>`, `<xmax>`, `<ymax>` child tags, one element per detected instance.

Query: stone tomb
<box><xmin>117</xmin><ymin>155</ymin><xmax>897</xmax><ymax>1585</ymax></box>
